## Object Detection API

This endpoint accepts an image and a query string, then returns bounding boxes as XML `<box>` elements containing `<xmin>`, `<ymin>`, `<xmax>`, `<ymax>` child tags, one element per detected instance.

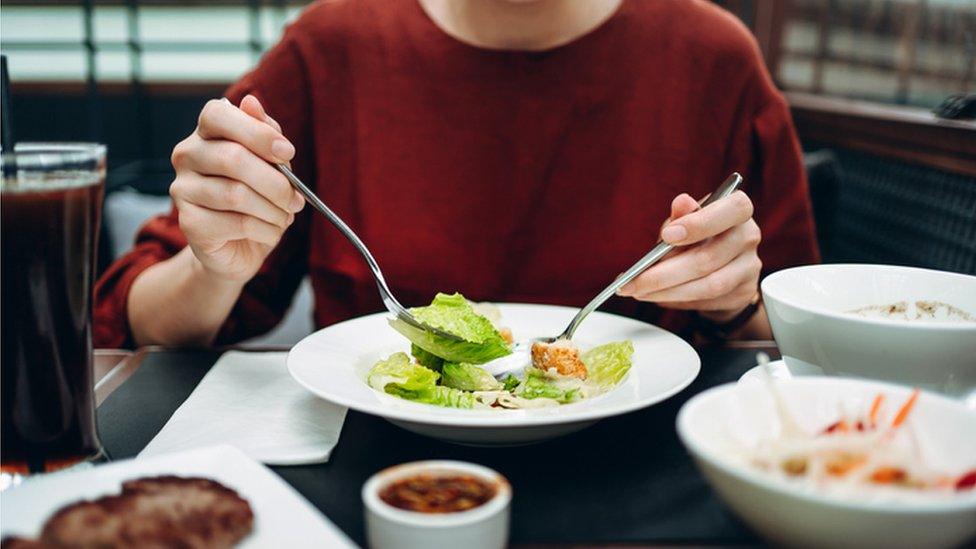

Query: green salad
<box><xmin>367</xmin><ymin>293</ymin><xmax>634</xmax><ymax>409</ymax></box>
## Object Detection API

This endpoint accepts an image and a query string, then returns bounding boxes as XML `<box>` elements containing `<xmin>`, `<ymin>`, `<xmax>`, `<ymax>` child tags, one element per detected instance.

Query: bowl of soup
<box><xmin>761</xmin><ymin>264</ymin><xmax>976</xmax><ymax>403</ymax></box>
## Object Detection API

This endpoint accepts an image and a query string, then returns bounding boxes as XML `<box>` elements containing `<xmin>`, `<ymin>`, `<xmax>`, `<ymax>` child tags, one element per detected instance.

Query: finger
<box><xmin>669</xmin><ymin>193</ymin><xmax>699</xmax><ymax>222</ymax></box>
<box><xmin>183</xmin><ymin>139</ymin><xmax>304</xmax><ymax>213</ymax></box>
<box><xmin>170</xmin><ymin>173</ymin><xmax>293</xmax><ymax>229</ymax></box>
<box><xmin>660</xmin><ymin>193</ymin><xmax>700</xmax><ymax>233</ymax></box>
<box><xmin>239</xmin><ymin>94</ymin><xmax>283</xmax><ymax>133</ymax></box>
<box><xmin>620</xmin><ymin>221</ymin><xmax>751</xmax><ymax>296</ymax></box>
<box><xmin>177</xmin><ymin>200</ymin><xmax>284</xmax><ymax>248</ymax></box>
<box><xmin>265</xmin><ymin>115</ymin><xmax>283</xmax><ymax>134</ymax></box>
<box><xmin>651</xmin><ymin>285</ymin><xmax>757</xmax><ymax>311</ymax></box>
<box><xmin>661</xmin><ymin>190</ymin><xmax>753</xmax><ymax>245</ymax></box>
<box><xmin>238</xmin><ymin>95</ymin><xmax>299</xmax><ymax>197</ymax></box>
<box><xmin>243</xmin><ymin>95</ymin><xmax>283</xmax><ymax>133</ymax></box>
<box><xmin>634</xmin><ymin>252</ymin><xmax>760</xmax><ymax>303</ymax></box>
<box><xmin>196</xmin><ymin>98</ymin><xmax>295</xmax><ymax>163</ymax></box>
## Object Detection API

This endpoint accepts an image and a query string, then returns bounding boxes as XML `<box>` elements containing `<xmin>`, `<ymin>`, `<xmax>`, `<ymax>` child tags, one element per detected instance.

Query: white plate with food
<box><xmin>288</xmin><ymin>295</ymin><xmax>700</xmax><ymax>445</ymax></box>
<box><xmin>0</xmin><ymin>445</ymin><xmax>356</xmax><ymax>548</ymax></box>
<box><xmin>678</xmin><ymin>376</ymin><xmax>976</xmax><ymax>549</ymax></box>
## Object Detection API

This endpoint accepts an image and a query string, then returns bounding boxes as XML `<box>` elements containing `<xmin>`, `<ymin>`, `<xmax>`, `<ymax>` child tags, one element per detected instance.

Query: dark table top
<box><xmin>96</xmin><ymin>344</ymin><xmax>778</xmax><ymax>547</ymax></box>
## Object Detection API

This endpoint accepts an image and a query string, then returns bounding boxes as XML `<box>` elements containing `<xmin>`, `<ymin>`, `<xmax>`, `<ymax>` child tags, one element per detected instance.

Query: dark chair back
<box><xmin>805</xmin><ymin>148</ymin><xmax>976</xmax><ymax>275</ymax></box>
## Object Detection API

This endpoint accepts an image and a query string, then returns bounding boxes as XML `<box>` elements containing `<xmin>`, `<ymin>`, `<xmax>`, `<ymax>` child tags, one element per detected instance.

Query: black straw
<box><xmin>2</xmin><ymin>54</ymin><xmax>17</xmax><ymax>179</ymax></box>
<box><xmin>1</xmin><ymin>55</ymin><xmax>14</xmax><ymax>152</ymax></box>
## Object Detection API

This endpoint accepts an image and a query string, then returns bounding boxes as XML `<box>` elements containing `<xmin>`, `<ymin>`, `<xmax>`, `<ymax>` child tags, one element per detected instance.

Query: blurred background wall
<box><xmin>2</xmin><ymin>0</ymin><xmax>974</xmax><ymax>343</ymax></box>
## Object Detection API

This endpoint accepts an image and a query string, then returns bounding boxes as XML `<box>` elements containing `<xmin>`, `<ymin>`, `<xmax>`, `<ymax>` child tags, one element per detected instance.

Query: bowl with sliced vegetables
<box><xmin>288</xmin><ymin>293</ymin><xmax>700</xmax><ymax>445</ymax></box>
<box><xmin>677</xmin><ymin>376</ymin><xmax>976</xmax><ymax>549</ymax></box>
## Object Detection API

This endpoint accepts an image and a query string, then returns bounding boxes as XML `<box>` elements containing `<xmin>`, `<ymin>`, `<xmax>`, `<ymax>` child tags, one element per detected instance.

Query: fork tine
<box><xmin>397</xmin><ymin>310</ymin><xmax>466</xmax><ymax>342</ymax></box>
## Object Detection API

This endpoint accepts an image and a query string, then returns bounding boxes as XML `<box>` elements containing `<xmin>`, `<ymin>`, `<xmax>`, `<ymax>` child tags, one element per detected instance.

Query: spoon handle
<box><xmin>558</xmin><ymin>172</ymin><xmax>743</xmax><ymax>340</ymax></box>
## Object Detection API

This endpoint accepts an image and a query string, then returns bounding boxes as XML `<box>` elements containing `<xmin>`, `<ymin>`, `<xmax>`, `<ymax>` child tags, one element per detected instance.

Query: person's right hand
<box><xmin>169</xmin><ymin>94</ymin><xmax>305</xmax><ymax>283</ymax></box>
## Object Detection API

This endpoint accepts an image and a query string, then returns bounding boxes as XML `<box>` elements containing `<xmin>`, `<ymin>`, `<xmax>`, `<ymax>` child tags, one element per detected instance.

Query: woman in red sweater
<box><xmin>94</xmin><ymin>0</ymin><xmax>818</xmax><ymax>348</ymax></box>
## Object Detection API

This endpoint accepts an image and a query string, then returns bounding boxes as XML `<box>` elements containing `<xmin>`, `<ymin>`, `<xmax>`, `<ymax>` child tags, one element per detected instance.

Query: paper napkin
<box><xmin>140</xmin><ymin>351</ymin><xmax>347</xmax><ymax>465</ymax></box>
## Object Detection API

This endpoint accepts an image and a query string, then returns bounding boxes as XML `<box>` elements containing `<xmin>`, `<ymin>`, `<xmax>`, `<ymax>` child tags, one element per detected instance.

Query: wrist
<box><xmin>129</xmin><ymin>248</ymin><xmax>244</xmax><ymax>347</ymax></box>
<box><xmin>182</xmin><ymin>248</ymin><xmax>247</xmax><ymax>292</ymax></box>
<box><xmin>693</xmin><ymin>293</ymin><xmax>762</xmax><ymax>341</ymax></box>
<box><xmin>697</xmin><ymin>306</ymin><xmax>742</xmax><ymax>324</ymax></box>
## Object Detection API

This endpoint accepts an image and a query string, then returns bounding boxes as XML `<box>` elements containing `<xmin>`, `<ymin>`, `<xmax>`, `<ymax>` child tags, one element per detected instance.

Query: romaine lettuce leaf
<box><xmin>582</xmin><ymin>341</ymin><xmax>634</xmax><ymax>389</ymax></box>
<box><xmin>501</xmin><ymin>374</ymin><xmax>520</xmax><ymax>392</ymax></box>
<box><xmin>441</xmin><ymin>362</ymin><xmax>501</xmax><ymax>392</ymax></box>
<box><xmin>367</xmin><ymin>352</ymin><xmax>439</xmax><ymax>392</ymax></box>
<box><xmin>366</xmin><ymin>353</ymin><xmax>478</xmax><ymax>408</ymax></box>
<box><xmin>469</xmin><ymin>301</ymin><xmax>502</xmax><ymax>328</ymax></box>
<box><xmin>393</xmin><ymin>385</ymin><xmax>480</xmax><ymax>409</ymax></box>
<box><xmin>390</xmin><ymin>293</ymin><xmax>511</xmax><ymax>364</ymax></box>
<box><xmin>517</xmin><ymin>368</ymin><xmax>582</xmax><ymax>403</ymax></box>
<box><xmin>411</xmin><ymin>344</ymin><xmax>444</xmax><ymax>371</ymax></box>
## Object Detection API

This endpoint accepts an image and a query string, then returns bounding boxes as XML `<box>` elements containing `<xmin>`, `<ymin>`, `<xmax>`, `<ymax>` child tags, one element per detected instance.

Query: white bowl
<box><xmin>761</xmin><ymin>264</ymin><xmax>976</xmax><ymax>401</ymax></box>
<box><xmin>677</xmin><ymin>377</ymin><xmax>976</xmax><ymax>549</ymax></box>
<box><xmin>362</xmin><ymin>460</ymin><xmax>511</xmax><ymax>549</ymax></box>
<box><xmin>288</xmin><ymin>304</ymin><xmax>700</xmax><ymax>445</ymax></box>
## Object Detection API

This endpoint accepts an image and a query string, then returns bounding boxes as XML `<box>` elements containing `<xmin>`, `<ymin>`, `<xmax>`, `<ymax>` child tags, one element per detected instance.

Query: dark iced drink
<box><xmin>1</xmin><ymin>143</ymin><xmax>106</xmax><ymax>477</ymax></box>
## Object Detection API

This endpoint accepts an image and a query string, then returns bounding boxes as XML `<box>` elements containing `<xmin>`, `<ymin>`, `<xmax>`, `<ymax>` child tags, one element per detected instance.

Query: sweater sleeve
<box><xmin>93</xmin><ymin>28</ymin><xmax>316</xmax><ymax>349</ymax></box>
<box><xmin>748</xmin><ymin>94</ymin><xmax>821</xmax><ymax>275</ymax></box>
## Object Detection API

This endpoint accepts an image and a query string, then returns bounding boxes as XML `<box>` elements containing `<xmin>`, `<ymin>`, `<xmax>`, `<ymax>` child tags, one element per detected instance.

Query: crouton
<box><xmin>531</xmin><ymin>339</ymin><xmax>587</xmax><ymax>379</ymax></box>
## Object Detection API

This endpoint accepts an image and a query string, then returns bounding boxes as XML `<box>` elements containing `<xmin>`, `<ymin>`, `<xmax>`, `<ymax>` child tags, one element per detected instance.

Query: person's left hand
<box><xmin>617</xmin><ymin>190</ymin><xmax>762</xmax><ymax>322</ymax></box>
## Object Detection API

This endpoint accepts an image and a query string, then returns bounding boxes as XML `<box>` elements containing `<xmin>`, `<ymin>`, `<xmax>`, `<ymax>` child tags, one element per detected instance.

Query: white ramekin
<box><xmin>362</xmin><ymin>460</ymin><xmax>511</xmax><ymax>549</ymax></box>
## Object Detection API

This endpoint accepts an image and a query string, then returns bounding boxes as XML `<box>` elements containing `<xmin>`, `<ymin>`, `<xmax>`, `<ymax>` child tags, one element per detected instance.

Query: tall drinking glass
<box><xmin>1</xmin><ymin>143</ymin><xmax>106</xmax><ymax>487</ymax></box>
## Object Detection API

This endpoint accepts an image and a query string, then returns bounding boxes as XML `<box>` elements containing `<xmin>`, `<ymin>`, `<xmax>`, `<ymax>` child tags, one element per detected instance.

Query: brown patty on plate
<box><xmin>2</xmin><ymin>476</ymin><xmax>254</xmax><ymax>549</ymax></box>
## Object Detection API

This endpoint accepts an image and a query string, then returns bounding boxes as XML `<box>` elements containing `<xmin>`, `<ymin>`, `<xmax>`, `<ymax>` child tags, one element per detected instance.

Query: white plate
<box><xmin>0</xmin><ymin>445</ymin><xmax>357</xmax><ymax>548</ymax></box>
<box><xmin>738</xmin><ymin>358</ymin><xmax>824</xmax><ymax>383</ymax></box>
<box><xmin>288</xmin><ymin>303</ymin><xmax>700</xmax><ymax>445</ymax></box>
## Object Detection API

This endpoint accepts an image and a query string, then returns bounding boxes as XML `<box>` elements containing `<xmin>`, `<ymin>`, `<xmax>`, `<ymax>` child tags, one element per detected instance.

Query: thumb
<box><xmin>659</xmin><ymin>193</ymin><xmax>700</xmax><ymax>240</ymax></box>
<box><xmin>667</xmin><ymin>193</ymin><xmax>700</xmax><ymax>224</ymax></box>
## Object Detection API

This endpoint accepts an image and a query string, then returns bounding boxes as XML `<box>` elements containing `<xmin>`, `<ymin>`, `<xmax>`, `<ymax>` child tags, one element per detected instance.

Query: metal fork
<box><xmin>275</xmin><ymin>163</ymin><xmax>463</xmax><ymax>342</ymax></box>
<box><xmin>483</xmin><ymin>172</ymin><xmax>743</xmax><ymax>377</ymax></box>
<box><xmin>546</xmin><ymin>172</ymin><xmax>743</xmax><ymax>343</ymax></box>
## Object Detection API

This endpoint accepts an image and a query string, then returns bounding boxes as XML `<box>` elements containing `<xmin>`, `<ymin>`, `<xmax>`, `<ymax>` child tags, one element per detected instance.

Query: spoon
<box><xmin>483</xmin><ymin>172</ymin><xmax>744</xmax><ymax>377</ymax></box>
<box><xmin>275</xmin><ymin>163</ymin><xmax>464</xmax><ymax>342</ymax></box>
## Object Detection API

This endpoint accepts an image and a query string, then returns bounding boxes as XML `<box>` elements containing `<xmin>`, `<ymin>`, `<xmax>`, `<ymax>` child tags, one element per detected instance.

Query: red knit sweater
<box><xmin>94</xmin><ymin>0</ymin><xmax>819</xmax><ymax>347</ymax></box>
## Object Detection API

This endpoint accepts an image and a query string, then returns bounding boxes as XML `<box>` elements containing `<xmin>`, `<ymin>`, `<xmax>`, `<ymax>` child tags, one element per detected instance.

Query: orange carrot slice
<box><xmin>870</xmin><ymin>467</ymin><xmax>906</xmax><ymax>484</ymax></box>
<box><xmin>869</xmin><ymin>394</ymin><xmax>884</xmax><ymax>426</ymax></box>
<box><xmin>826</xmin><ymin>453</ymin><xmax>867</xmax><ymax>476</ymax></box>
<box><xmin>892</xmin><ymin>389</ymin><xmax>920</xmax><ymax>428</ymax></box>
<box><xmin>823</xmin><ymin>420</ymin><xmax>849</xmax><ymax>434</ymax></box>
